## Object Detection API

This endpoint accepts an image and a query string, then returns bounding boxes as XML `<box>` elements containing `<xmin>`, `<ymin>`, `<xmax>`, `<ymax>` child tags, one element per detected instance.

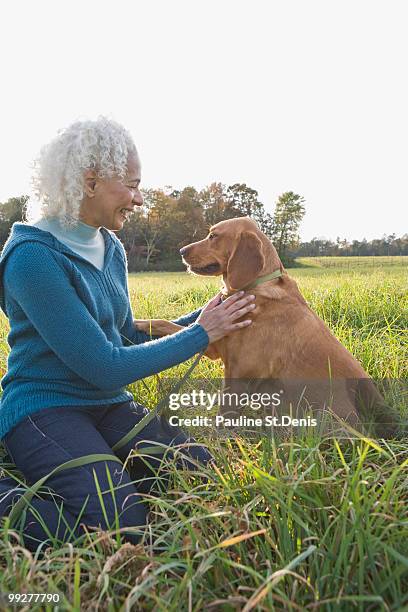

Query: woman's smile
<box><xmin>79</xmin><ymin>154</ymin><xmax>143</xmax><ymax>230</ymax></box>
<box><xmin>120</xmin><ymin>208</ymin><xmax>132</xmax><ymax>221</ymax></box>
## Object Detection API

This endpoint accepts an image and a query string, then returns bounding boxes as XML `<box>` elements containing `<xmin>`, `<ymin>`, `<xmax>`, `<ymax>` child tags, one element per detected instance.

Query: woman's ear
<box><xmin>83</xmin><ymin>169</ymin><xmax>98</xmax><ymax>198</ymax></box>
<box><xmin>227</xmin><ymin>231</ymin><xmax>265</xmax><ymax>290</ymax></box>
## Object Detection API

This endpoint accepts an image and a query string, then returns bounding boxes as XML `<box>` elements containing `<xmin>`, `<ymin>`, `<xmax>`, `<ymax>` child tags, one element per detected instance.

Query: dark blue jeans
<box><xmin>1</xmin><ymin>400</ymin><xmax>213</xmax><ymax>552</ymax></box>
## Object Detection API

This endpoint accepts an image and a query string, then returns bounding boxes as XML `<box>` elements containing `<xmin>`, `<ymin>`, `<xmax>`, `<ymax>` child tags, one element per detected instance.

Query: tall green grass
<box><xmin>0</xmin><ymin>262</ymin><xmax>407</xmax><ymax>610</ymax></box>
<box><xmin>126</xmin><ymin>267</ymin><xmax>407</xmax><ymax>382</ymax></box>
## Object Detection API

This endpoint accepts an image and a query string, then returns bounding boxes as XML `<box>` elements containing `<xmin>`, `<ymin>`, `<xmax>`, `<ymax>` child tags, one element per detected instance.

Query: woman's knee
<box><xmin>81</xmin><ymin>476</ymin><xmax>149</xmax><ymax>537</ymax></box>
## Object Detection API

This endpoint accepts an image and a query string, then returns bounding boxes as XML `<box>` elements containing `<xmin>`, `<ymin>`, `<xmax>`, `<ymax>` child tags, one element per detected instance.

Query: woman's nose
<box><xmin>132</xmin><ymin>192</ymin><xmax>143</xmax><ymax>206</ymax></box>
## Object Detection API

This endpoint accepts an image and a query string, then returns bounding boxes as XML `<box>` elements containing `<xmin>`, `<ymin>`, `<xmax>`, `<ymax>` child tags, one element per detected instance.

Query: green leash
<box><xmin>6</xmin><ymin>349</ymin><xmax>205</xmax><ymax>530</ymax></box>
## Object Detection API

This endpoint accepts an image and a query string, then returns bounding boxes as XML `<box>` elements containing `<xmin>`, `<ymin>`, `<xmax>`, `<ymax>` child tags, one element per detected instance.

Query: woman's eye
<box><xmin>208</xmin><ymin>233</ymin><xmax>215</xmax><ymax>240</ymax></box>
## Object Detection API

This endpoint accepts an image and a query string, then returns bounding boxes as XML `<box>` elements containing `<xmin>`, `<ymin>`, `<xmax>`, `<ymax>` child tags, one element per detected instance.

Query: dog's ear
<box><xmin>227</xmin><ymin>231</ymin><xmax>265</xmax><ymax>290</ymax></box>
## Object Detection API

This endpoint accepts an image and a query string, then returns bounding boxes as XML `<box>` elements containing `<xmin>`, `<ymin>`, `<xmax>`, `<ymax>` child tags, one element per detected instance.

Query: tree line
<box><xmin>117</xmin><ymin>184</ymin><xmax>306</xmax><ymax>269</ymax></box>
<box><xmin>0</xmin><ymin>188</ymin><xmax>406</xmax><ymax>271</ymax></box>
<box><xmin>294</xmin><ymin>235</ymin><xmax>408</xmax><ymax>257</ymax></box>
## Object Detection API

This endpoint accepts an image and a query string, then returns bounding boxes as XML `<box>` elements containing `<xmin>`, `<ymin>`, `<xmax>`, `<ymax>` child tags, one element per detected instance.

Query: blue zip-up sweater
<box><xmin>0</xmin><ymin>222</ymin><xmax>208</xmax><ymax>440</ymax></box>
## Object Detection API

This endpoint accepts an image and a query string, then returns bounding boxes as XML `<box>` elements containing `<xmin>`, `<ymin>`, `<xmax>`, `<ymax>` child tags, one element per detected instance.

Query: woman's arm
<box><xmin>128</xmin><ymin>308</ymin><xmax>203</xmax><ymax>340</ymax></box>
<box><xmin>4</xmin><ymin>243</ymin><xmax>209</xmax><ymax>391</ymax></box>
<box><xmin>120</xmin><ymin>306</ymin><xmax>163</xmax><ymax>345</ymax></box>
<box><xmin>171</xmin><ymin>308</ymin><xmax>202</xmax><ymax>327</ymax></box>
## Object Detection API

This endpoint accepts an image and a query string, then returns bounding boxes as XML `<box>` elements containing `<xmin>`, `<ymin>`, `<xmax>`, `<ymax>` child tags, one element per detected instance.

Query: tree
<box><xmin>226</xmin><ymin>183</ymin><xmax>261</xmax><ymax>221</ymax></box>
<box><xmin>135</xmin><ymin>214</ymin><xmax>161</xmax><ymax>264</ymax></box>
<box><xmin>199</xmin><ymin>182</ymin><xmax>229</xmax><ymax>226</ymax></box>
<box><xmin>174</xmin><ymin>186</ymin><xmax>207</xmax><ymax>244</ymax></box>
<box><xmin>271</xmin><ymin>192</ymin><xmax>305</xmax><ymax>258</ymax></box>
<box><xmin>225</xmin><ymin>183</ymin><xmax>275</xmax><ymax>236</ymax></box>
<box><xmin>0</xmin><ymin>195</ymin><xmax>28</xmax><ymax>246</ymax></box>
<box><xmin>117</xmin><ymin>188</ymin><xmax>171</xmax><ymax>266</ymax></box>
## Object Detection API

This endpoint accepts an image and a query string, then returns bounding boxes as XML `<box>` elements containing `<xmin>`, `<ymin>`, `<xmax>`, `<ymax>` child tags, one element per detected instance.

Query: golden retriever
<box><xmin>135</xmin><ymin>217</ymin><xmax>399</xmax><ymax>436</ymax></box>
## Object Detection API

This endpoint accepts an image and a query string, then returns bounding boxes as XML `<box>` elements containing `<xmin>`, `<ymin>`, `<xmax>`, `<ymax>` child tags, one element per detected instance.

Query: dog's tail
<box><xmin>354</xmin><ymin>378</ymin><xmax>406</xmax><ymax>439</ymax></box>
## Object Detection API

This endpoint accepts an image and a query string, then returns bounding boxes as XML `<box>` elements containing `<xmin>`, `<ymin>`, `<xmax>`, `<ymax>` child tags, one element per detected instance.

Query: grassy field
<box><xmin>296</xmin><ymin>256</ymin><xmax>408</xmax><ymax>269</ymax></box>
<box><xmin>0</xmin><ymin>258</ymin><xmax>407</xmax><ymax>610</ymax></box>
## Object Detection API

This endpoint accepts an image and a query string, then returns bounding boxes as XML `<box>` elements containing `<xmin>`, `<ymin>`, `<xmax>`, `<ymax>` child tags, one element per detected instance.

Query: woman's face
<box><xmin>79</xmin><ymin>155</ymin><xmax>143</xmax><ymax>230</ymax></box>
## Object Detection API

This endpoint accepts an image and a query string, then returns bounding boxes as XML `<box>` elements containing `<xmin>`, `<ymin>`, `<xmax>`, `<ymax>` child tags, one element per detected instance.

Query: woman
<box><xmin>0</xmin><ymin>117</ymin><xmax>256</xmax><ymax>552</ymax></box>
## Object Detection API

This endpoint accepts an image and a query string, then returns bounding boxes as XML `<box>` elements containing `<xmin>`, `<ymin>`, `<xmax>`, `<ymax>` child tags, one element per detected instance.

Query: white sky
<box><xmin>1</xmin><ymin>0</ymin><xmax>406</xmax><ymax>241</ymax></box>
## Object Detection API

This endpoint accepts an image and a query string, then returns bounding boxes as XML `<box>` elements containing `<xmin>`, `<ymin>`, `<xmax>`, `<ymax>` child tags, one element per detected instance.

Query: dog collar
<box><xmin>221</xmin><ymin>268</ymin><xmax>283</xmax><ymax>299</ymax></box>
<box><xmin>240</xmin><ymin>268</ymin><xmax>283</xmax><ymax>291</ymax></box>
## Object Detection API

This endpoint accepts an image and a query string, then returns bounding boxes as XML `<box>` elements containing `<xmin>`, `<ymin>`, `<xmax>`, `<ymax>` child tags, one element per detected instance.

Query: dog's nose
<box><xmin>179</xmin><ymin>246</ymin><xmax>188</xmax><ymax>256</ymax></box>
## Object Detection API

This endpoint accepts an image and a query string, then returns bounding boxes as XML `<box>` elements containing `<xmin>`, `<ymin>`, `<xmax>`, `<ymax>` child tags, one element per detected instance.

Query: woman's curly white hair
<box><xmin>26</xmin><ymin>116</ymin><xmax>139</xmax><ymax>228</ymax></box>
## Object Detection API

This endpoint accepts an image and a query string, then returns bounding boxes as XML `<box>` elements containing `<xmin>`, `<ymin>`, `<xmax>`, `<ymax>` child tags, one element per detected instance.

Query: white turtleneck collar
<box><xmin>32</xmin><ymin>216</ymin><xmax>106</xmax><ymax>271</ymax></box>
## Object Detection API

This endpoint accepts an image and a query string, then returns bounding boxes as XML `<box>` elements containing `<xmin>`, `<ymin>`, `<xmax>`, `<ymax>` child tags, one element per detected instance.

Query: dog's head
<box><xmin>180</xmin><ymin>217</ymin><xmax>281</xmax><ymax>291</ymax></box>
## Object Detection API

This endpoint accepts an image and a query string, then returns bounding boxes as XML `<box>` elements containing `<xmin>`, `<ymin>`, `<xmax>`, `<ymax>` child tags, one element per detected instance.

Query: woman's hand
<box><xmin>196</xmin><ymin>291</ymin><xmax>256</xmax><ymax>343</ymax></box>
<box><xmin>133</xmin><ymin>319</ymin><xmax>152</xmax><ymax>333</ymax></box>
